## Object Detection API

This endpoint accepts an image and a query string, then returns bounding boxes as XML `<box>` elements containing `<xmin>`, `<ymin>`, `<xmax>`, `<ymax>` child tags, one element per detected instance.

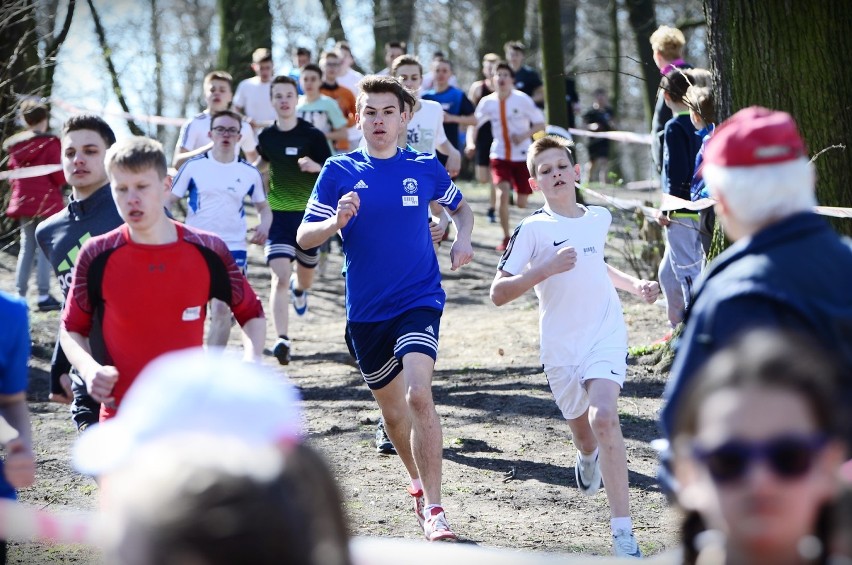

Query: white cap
<box><xmin>73</xmin><ymin>348</ymin><xmax>302</xmax><ymax>476</ymax></box>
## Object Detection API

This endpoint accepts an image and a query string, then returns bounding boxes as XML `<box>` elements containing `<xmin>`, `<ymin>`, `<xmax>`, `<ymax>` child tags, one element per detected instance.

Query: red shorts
<box><xmin>490</xmin><ymin>159</ymin><xmax>532</xmax><ymax>195</ymax></box>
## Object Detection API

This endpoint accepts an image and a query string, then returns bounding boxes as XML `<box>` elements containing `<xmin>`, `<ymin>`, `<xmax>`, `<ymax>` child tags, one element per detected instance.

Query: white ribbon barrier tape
<box><xmin>52</xmin><ymin>98</ymin><xmax>187</xmax><ymax>127</ymax></box>
<box><xmin>0</xmin><ymin>164</ymin><xmax>63</xmax><ymax>182</ymax></box>
<box><xmin>0</xmin><ymin>499</ymin><xmax>97</xmax><ymax>545</ymax></box>
<box><xmin>567</xmin><ymin>128</ymin><xmax>652</xmax><ymax>145</ymax></box>
<box><xmin>579</xmin><ymin>184</ymin><xmax>852</xmax><ymax>222</ymax></box>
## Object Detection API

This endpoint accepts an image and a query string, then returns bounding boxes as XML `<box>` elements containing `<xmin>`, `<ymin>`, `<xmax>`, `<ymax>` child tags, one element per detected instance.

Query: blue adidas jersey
<box><xmin>304</xmin><ymin>147</ymin><xmax>463</xmax><ymax>322</ymax></box>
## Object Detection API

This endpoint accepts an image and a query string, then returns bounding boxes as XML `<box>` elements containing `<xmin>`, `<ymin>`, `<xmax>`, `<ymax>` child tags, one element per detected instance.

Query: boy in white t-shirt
<box><xmin>233</xmin><ymin>48</ymin><xmax>277</xmax><ymax>133</ymax></box>
<box><xmin>170</xmin><ymin>110</ymin><xmax>271</xmax><ymax>347</ymax></box>
<box><xmin>173</xmin><ymin>71</ymin><xmax>259</xmax><ymax>169</ymax></box>
<box><xmin>490</xmin><ymin>135</ymin><xmax>659</xmax><ymax>559</ymax></box>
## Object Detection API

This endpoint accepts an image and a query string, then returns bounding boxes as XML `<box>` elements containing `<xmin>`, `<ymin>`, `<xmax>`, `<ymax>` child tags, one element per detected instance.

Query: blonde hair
<box><xmin>105</xmin><ymin>136</ymin><xmax>168</xmax><ymax>179</ymax></box>
<box><xmin>650</xmin><ymin>25</ymin><xmax>686</xmax><ymax>60</ymax></box>
<box><xmin>526</xmin><ymin>135</ymin><xmax>575</xmax><ymax>177</ymax></box>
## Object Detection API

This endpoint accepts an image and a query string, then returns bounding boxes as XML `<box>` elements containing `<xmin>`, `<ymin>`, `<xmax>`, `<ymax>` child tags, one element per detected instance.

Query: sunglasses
<box><xmin>692</xmin><ymin>434</ymin><xmax>829</xmax><ymax>484</ymax></box>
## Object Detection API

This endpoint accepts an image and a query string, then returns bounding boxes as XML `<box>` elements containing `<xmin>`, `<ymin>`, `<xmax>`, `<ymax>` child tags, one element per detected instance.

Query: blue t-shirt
<box><xmin>0</xmin><ymin>292</ymin><xmax>30</xmax><ymax>500</ymax></box>
<box><xmin>422</xmin><ymin>86</ymin><xmax>475</xmax><ymax>150</ymax></box>
<box><xmin>304</xmin><ymin>147</ymin><xmax>463</xmax><ymax>322</ymax></box>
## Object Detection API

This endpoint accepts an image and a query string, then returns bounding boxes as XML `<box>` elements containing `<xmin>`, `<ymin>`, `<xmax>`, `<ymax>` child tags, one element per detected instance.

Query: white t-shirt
<box><xmin>498</xmin><ymin>204</ymin><xmax>627</xmax><ymax>366</ymax></box>
<box><xmin>233</xmin><ymin>77</ymin><xmax>276</xmax><ymax>130</ymax></box>
<box><xmin>475</xmin><ymin>90</ymin><xmax>544</xmax><ymax>162</ymax></box>
<box><xmin>338</xmin><ymin>68</ymin><xmax>364</xmax><ymax>146</ymax></box>
<box><xmin>170</xmin><ymin>151</ymin><xmax>266</xmax><ymax>251</ymax></box>
<box><xmin>175</xmin><ymin>113</ymin><xmax>258</xmax><ymax>158</ymax></box>
<box><xmin>406</xmin><ymin>99</ymin><xmax>447</xmax><ymax>154</ymax></box>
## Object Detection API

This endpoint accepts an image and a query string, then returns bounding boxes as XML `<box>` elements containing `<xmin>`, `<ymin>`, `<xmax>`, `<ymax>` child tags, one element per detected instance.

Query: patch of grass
<box><xmin>628</xmin><ymin>342</ymin><xmax>664</xmax><ymax>357</ymax></box>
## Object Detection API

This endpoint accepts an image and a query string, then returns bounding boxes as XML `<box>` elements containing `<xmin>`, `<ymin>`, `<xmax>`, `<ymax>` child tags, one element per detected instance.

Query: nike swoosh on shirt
<box><xmin>553</xmin><ymin>238</ymin><xmax>570</xmax><ymax>246</ymax></box>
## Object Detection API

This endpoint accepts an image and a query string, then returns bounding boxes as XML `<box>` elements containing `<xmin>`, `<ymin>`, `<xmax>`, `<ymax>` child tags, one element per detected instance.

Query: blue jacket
<box><xmin>661</xmin><ymin>212</ymin><xmax>852</xmax><ymax>438</ymax></box>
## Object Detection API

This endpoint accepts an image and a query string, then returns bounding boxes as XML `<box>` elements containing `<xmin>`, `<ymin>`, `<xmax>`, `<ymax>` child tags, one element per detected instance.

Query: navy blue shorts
<box><xmin>265</xmin><ymin>210</ymin><xmax>319</xmax><ymax>267</ymax></box>
<box><xmin>347</xmin><ymin>307</ymin><xmax>442</xmax><ymax>390</ymax></box>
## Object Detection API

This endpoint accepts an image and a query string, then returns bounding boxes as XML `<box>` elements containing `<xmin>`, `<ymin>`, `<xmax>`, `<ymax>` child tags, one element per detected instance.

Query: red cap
<box><xmin>704</xmin><ymin>106</ymin><xmax>807</xmax><ymax>167</ymax></box>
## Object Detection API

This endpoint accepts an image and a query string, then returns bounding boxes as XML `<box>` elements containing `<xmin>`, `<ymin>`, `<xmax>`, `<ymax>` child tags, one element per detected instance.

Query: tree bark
<box><xmin>478</xmin><ymin>0</ymin><xmax>527</xmax><ymax>61</ymax></box>
<box><xmin>624</xmin><ymin>0</ymin><xmax>658</xmax><ymax>124</ymax></box>
<box><xmin>705</xmin><ymin>0</ymin><xmax>852</xmax><ymax>236</ymax></box>
<box><xmin>320</xmin><ymin>0</ymin><xmax>346</xmax><ymax>46</ymax></box>
<box><xmin>538</xmin><ymin>0</ymin><xmax>567</xmax><ymax>128</ymax></box>
<box><xmin>372</xmin><ymin>0</ymin><xmax>415</xmax><ymax>71</ymax></box>
<box><xmin>216</xmin><ymin>0</ymin><xmax>272</xmax><ymax>85</ymax></box>
<box><xmin>150</xmin><ymin>0</ymin><xmax>164</xmax><ymax>139</ymax></box>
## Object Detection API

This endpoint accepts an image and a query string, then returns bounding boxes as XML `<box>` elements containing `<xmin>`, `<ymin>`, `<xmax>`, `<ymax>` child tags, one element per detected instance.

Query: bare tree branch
<box><xmin>85</xmin><ymin>0</ymin><xmax>145</xmax><ymax>136</ymax></box>
<box><xmin>45</xmin><ymin>0</ymin><xmax>76</xmax><ymax>60</ymax></box>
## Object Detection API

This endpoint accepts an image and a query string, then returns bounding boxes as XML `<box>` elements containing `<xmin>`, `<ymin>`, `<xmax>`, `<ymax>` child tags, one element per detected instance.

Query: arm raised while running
<box><xmin>296</xmin><ymin>190</ymin><xmax>359</xmax><ymax>249</ymax></box>
<box><xmin>490</xmin><ymin>246</ymin><xmax>577</xmax><ymax>306</ymax></box>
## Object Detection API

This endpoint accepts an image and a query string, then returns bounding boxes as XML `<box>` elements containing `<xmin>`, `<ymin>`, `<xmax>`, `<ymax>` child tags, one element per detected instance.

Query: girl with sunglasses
<box><xmin>670</xmin><ymin>329</ymin><xmax>849</xmax><ymax>565</ymax></box>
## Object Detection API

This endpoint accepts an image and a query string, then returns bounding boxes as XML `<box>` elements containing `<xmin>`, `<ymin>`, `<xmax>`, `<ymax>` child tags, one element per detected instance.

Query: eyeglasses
<box><xmin>212</xmin><ymin>127</ymin><xmax>240</xmax><ymax>136</ymax></box>
<box><xmin>692</xmin><ymin>434</ymin><xmax>829</xmax><ymax>484</ymax></box>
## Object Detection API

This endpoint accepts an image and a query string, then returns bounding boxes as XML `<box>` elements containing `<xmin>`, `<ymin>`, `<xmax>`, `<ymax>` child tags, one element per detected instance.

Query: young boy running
<box><xmin>256</xmin><ymin>75</ymin><xmax>332</xmax><ymax>365</ymax></box>
<box><xmin>473</xmin><ymin>62</ymin><xmax>545</xmax><ymax>250</ymax></box>
<box><xmin>170</xmin><ymin>110</ymin><xmax>271</xmax><ymax>347</ymax></box>
<box><xmin>173</xmin><ymin>71</ymin><xmax>259</xmax><ymax>169</ymax></box>
<box><xmin>297</xmin><ymin>64</ymin><xmax>348</xmax><ymax>152</ymax></box>
<box><xmin>36</xmin><ymin>115</ymin><xmax>124</xmax><ymax>429</ymax></box>
<box><xmin>60</xmin><ymin>137</ymin><xmax>266</xmax><ymax>421</ymax></box>
<box><xmin>490</xmin><ymin>135</ymin><xmax>659</xmax><ymax>558</ymax></box>
<box><xmin>297</xmin><ymin>75</ymin><xmax>474</xmax><ymax>542</ymax></box>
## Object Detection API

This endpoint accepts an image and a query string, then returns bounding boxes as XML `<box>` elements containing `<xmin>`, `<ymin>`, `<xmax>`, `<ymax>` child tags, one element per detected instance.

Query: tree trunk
<box><xmin>705</xmin><ymin>0</ymin><xmax>852</xmax><ymax>237</ymax></box>
<box><xmin>372</xmin><ymin>0</ymin><xmax>415</xmax><ymax>71</ymax></box>
<box><xmin>320</xmin><ymin>0</ymin><xmax>346</xmax><ymax>46</ymax></box>
<box><xmin>216</xmin><ymin>0</ymin><xmax>272</xmax><ymax>85</ymax></box>
<box><xmin>150</xmin><ymin>0</ymin><xmax>164</xmax><ymax>139</ymax></box>
<box><xmin>538</xmin><ymin>0</ymin><xmax>567</xmax><ymax>128</ymax></box>
<box><xmin>624</xmin><ymin>0</ymin><xmax>658</xmax><ymax>124</ymax></box>
<box><xmin>478</xmin><ymin>0</ymin><xmax>527</xmax><ymax>61</ymax></box>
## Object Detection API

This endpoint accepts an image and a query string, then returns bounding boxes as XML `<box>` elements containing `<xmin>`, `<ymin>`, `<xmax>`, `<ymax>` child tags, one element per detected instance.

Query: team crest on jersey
<box><xmin>402</xmin><ymin>178</ymin><xmax>418</xmax><ymax>194</ymax></box>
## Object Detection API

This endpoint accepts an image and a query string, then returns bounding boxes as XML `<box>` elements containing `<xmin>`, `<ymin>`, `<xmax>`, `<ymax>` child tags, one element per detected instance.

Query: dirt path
<box><xmin>3</xmin><ymin>181</ymin><xmax>679</xmax><ymax>562</ymax></box>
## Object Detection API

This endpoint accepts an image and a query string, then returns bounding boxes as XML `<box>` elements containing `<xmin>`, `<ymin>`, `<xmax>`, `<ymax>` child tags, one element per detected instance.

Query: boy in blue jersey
<box><xmin>0</xmin><ymin>291</ymin><xmax>36</xmax><ymax>561</ymax></box>
<box><xmin>297</xmin><ymin>75</ymin><xmax>474</xmax><ymax>542</ymax></box>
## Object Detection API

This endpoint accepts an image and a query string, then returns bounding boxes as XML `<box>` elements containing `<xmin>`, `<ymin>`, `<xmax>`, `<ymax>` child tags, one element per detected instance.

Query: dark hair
<box><xmin>295</xmin><ymin>47</ymin><xmax>311</xmax><ymax>57</ymax></box>
<box><xmin>391</xmin><ymin>54</ymin><xmax>422</xmax><ymax>76</ymax></box>
<box><xmin>384</xmin><ymin>41</ymin><xmax>406</xmax><ymax>53</ymax></box>
<box><xmin>673</xmin><ymin>329</ymin><xmax>845</xmax><ymax>439</ymax></box>
<box><xmin>300</xmin><ymin>63</ymin><xmax>323</xmax><ymax>78</ymax></box>
<box><xmin>661</xmin><ymin>67</ymin><xmax>699</xmax><ymax>105</ymax></box>
<box><xmin>355</xmin><ymin>75</ymin><xmax>416</xmax><ymax>113</ymax></box>
<box><xmin>673</xmin><ymin>329</ymin><xmax>847</xmax><ymax>565</ymax></box>
<box><xmin>107</xmin><ymin>442</ymin><xmax>352</xmax><ymax>565</ymax></box>
<box><xmin>21</xmin><ymin>100</ymin><xmax>49</xmax><ymax>126</ymax></box>
<box><xmin>61</xmin><ymin>114</ymin><xmax>117</xmax><ymax>148</ymax></box>
<box><xmin>495</xmin><ymin>61</ymin><xmax>515</xmax><ymax>79</ymax></box>
<box><xmin>210</xmin><ymin>110</ymin><xmax>243</xmax><ymax>130</ymax></box>
<box><xmin>270</xmin><ymin>75</ymin><xmax>299</xmax><ymax>98</ymax></box>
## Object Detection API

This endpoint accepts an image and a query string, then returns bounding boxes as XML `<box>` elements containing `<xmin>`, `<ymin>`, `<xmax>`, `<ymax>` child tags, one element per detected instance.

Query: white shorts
<box><xmin>544</xmin><ymin>349</ymin><xmax>627</xmax><ymax>420</ymax></box>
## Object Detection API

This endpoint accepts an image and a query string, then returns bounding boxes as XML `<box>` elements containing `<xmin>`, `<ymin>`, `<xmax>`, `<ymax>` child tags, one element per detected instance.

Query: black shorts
<box><xmin>346</xmin><ymin>307</ymin><xmax>442</xmax><ymax>390</ymax></box>
<box><xmin>475</xmin><ymin>125</ymin><xmax>493</xmax><ymax>167</ymax></box>
<box><xmin>265</xmin><ymin>210</ymin><xmax>319</xmax><ymax>267</ymax></box>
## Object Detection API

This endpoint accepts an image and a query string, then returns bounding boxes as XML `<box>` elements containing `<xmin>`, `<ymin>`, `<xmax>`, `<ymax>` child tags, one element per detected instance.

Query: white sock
<box><xmin>611</xmin><ymin>516</ymin><xmax>632</xmax><ymax>535</ymax></box>
<box><xmin>579</xmin><ymin>446</ymin><xmax>599</xmax><ymax>461</ymax></box>
<box><xmin>38</xmin><ymin>294</ymin><xmax>49</xmax><ymax>302</ymax></box>
<box><xmin>424</xmin><ymin>503</ymin><xmax>443</xmax><ymax>515</ymax></box>
<box><xmin>410</xmin><ymin>478</ymin><xmax>422</xmax><ymax>493</ymax></box>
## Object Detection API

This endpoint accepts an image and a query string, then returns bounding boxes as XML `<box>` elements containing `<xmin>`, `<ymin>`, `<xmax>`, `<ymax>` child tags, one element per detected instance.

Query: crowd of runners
<box><xmin>2</xmin><ymin>21</ymin><xmax>851</xmax><ymax>565</ymax></box>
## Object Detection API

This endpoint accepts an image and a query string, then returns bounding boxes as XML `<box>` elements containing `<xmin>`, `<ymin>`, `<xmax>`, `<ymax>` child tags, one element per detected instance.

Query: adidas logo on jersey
<box><xmin>425</xmin><ymin>325</ymin><xmax>434</xmax><ymax>335</ymax></box>
<box><xmin>354</xmin><ymin>180</ymin><xmax>368</xmax><ymax>189</ymax></box>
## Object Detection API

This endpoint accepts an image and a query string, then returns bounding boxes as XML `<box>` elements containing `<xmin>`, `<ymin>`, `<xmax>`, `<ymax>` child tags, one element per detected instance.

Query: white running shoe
<box><xmin>612</xmin><ymin>529</ymin><xmax>642</xmax><ymax>558</ymax></box>
<box><xmin>289</xmin><ymin>274</ymin><xmax>308</xmax><ymax>316</ymax></box>
<box><xmin>575</xmin><ymin>450</ymin><xmax>602</xmax><ymax>496</ymax></box>
<box><xmin>423</xmin><ymin>506</ymin><xmax>457</xmax><ymax>542</ymax></box>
